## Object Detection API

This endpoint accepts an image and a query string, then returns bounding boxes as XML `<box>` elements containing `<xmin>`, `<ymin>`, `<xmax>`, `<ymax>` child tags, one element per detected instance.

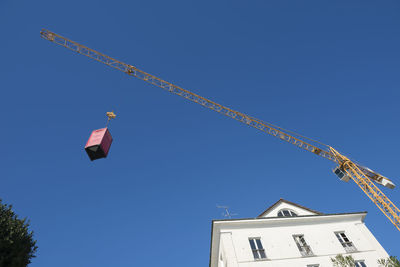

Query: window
<box><xmin>333</xmin><ymin>166</ymin><xmax>350</xmax><ymax>182</ymax></box>
<box><xmin>334</xmin><ymin>167</ymin><xmax>345</xmax><ymax>179</ymax></box>
<box><xmin>277</xmin><ymin>209</ymin><xmax>298</xmax><ymax>217</ymax></box>
<box><xmin>335</xmin><ymin>232</ymin><xmax>357</xmax><ymax>252</ymax></box>
<box><xmin>249</xmin><ymin>238</ymin><xmax>267</xmax><ymax>260</ymax></box>
<box><xmin>293</xmin><ymin>235</ymin><xmax>313</xmax><ymax>257</ymax></box>
<box><xmin>355</xmin><ymin>260</ymin><xmax>367</xmax><ymax>267</ymax></box>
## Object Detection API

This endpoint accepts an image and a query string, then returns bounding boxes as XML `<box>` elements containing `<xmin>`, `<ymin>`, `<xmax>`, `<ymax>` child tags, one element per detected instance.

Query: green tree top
<box><xmin>378</xmin><ymin>256</ymin><xmax>400</xmax><ymax>267</ymax></box>
<box><xmin>0</xmin><ymin>199</ymin><xmax>37</xmax><ymax>267</ymax></box>
<box><xmin>331</xmin><ymin>254</ymin><xmax>400</xmax><ymax>267</ymax></box>
<box><xmin>331</xmin><ymin>254</ymin><xmax>356</xmax><ymax>267</ymax></box>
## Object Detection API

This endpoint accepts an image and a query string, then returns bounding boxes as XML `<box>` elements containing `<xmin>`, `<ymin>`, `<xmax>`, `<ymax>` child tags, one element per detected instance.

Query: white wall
<box><xmin>213</xmin><ymin>215</ymin><xmax>389</xmax><ymax>267</ymax></box>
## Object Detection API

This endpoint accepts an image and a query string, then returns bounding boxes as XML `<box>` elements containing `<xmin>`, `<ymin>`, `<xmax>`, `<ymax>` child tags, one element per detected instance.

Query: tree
<box><xmin>378</xmin><ymin>256</ymin><xmax>400</xmax><ymax>267</ymax></box>
<box><xmin>0</xmin><ymin>199</ymin><xmax>37</xmax><ymax>267</ymax></box>
<box><xmin>331</xmin><ymin>254</ymin><xmax>356</xmax><ymax>267</ymax></box>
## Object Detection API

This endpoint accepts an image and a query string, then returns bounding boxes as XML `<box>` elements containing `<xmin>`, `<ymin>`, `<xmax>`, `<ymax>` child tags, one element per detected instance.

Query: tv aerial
<box><xmin>217</xmin><ymin>205</ymin><xmax>238</xmax><ymax>219</ymax></box>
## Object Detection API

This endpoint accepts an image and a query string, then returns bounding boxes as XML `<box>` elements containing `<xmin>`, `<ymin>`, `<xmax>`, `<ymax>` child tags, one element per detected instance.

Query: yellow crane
<box><xmin>40</xmin><ymin>29</ymin><xmax>400</xmax><ymax>231</ymax></box>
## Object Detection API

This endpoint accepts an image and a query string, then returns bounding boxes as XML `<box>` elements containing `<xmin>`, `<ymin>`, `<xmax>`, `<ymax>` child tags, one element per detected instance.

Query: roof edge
<box><xmin>257</xmin><ymin>198</ymin><xmax>324</xmax><ymax>217</ymax></box>
<box><xmin>213</xmin><ymin>211</ymin><xmax>368</xmax><ymax>223</ymax></box>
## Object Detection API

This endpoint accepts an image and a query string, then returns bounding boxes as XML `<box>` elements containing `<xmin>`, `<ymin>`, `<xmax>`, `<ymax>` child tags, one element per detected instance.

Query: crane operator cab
<box><xmin>333</xmin><ymin>166</ymin><xmax>351</xmax><ymax>182</ymax></box>
<box><xmin>84</xmin><ymin>112</ymin><xmax>116</xmax><ymax>161</ymax></box>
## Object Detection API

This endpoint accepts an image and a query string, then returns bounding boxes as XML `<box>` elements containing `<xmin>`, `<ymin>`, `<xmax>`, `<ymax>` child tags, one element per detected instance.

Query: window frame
<box><xmin>248</xmin><ymin>237</ymin><xmax>267</xmax><ymax>261</ymax></box>
<box><xmin>293</xmin><ymin>234</ymin><xmax>314</xmax><ymax>257</ymax></box>
<box><xmin>277</xmin><ymin>209</ymin><xmax>298</xmax><ymax>217</ymax></box>
<box><xmin>335</xmin><ymin>231</ymin><xmax>357</xmax><ymax>253</ymax></box>
<box><xmin>355</xmin><ymin>260</ymin><xmax>367</xmax><ymax>267</ymax></box>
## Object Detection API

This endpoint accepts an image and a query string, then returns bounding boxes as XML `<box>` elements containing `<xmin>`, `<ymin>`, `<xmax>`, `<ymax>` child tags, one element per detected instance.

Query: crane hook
<box><xmin>106</xmin><ymin>111</ymin><xmax>116</xmax><ymax>127</ymax></box>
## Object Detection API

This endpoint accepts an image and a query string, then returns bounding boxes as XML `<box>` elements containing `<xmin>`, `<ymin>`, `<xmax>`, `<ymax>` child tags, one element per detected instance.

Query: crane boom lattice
<box><xmin>39</xmin><ymin>29</ymin><xmax>335</xmax><ymax>161</ymax></box>
<box><xmin>40</xmin><ymin>29</ymin><xmax>400</xmax><ymax>232</ymax></box>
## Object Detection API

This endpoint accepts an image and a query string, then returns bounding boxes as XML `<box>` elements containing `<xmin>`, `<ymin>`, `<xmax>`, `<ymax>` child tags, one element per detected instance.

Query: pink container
<box><xmin>84</xmin><ymin>128</ymin><xmax>113</xmax><ymax>161</ymax></box>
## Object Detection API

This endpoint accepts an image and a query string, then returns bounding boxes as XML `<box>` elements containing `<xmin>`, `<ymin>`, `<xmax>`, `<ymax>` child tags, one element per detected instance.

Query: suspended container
<box><xmin>85</xmin><ymin>127</ymin><xmax>113</xmax><ymax>161</ymax></box>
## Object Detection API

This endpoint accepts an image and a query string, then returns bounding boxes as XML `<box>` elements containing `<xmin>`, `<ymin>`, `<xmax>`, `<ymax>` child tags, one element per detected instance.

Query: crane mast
<box><xmin>40</xmin><ymin>29</ymin><xmax>400</xmax><ymax>231</ymax></box>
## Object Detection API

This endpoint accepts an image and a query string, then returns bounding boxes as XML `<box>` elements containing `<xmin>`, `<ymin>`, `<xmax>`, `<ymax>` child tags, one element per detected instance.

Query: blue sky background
<box><xmin>1</xmin><ymin>1</ymin><xmax>400</xmax><ymax>266</ymax></box>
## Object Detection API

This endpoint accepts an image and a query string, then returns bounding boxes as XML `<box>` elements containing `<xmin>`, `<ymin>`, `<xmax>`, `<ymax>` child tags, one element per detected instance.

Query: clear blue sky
<box><xmin>1</xmin><ymin>1</ymin><xmax>400</xmax><ymax>266</ymax></box>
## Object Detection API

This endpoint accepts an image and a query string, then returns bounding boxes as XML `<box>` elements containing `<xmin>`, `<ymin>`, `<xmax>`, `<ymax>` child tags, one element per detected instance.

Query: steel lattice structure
<box><xmin>40</xmin><ymin>29</ymin><xmax>400</xmax><ymax>231</ymax></box>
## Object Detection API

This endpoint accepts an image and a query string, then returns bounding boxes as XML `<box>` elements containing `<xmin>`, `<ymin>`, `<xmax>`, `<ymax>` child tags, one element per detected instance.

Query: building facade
<box><xmin>209</xmin><ymin>199</ymin><xmax>389</xmax><ymax>267</ymax></box>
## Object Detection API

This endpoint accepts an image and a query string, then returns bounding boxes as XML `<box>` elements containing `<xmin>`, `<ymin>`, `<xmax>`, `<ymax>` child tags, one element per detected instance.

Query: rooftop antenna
<box><xmin>217</xmin><ymin>205</ymin><xmax>238</xmax><ymax>219</ymax></box>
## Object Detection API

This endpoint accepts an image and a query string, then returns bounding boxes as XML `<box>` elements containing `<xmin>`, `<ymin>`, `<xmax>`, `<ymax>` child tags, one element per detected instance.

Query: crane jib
<box><xmin>39</xmin><ymin>29</ymin><xmax>334</xmax><ymax>160</ymax></box>
<box><xmin>40</xmin><ymin>29</ymin><xmax>400</xmax><ymax>232</ymax></box>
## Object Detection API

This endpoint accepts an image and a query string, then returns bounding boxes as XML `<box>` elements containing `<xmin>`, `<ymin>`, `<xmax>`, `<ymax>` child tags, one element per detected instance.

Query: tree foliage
<box><xmin>331</xmin><ymin>254</ymin><xmax>400</xmax><ymax>267</ymax></box>
<box><xmin>0</xmin><ymin>199</ymin><xmax>37</xmax><ymax>267</ymax></box>
<box><xmin>378</xmin><ymin>256</ymin><xmax>400</xmax><ymax>267</ymax></box>
<box><xmin>331</xmin><ymin>254</ymin><xmax>356</xmax><ymax>267</ymax></box>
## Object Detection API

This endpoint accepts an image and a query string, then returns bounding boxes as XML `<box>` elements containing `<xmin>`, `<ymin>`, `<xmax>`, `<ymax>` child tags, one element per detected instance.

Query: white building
<box><xmin>209</xmin><ymin>199</ymin><xmax>389</xmax><ymax>267</ymax></box>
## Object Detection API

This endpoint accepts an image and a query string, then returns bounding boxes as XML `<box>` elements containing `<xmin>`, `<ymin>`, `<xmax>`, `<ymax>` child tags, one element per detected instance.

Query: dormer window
<box><xmin>277</xmin><ymin>209</ymin><xmax>298</xmax><ymax>217</ymax></box>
